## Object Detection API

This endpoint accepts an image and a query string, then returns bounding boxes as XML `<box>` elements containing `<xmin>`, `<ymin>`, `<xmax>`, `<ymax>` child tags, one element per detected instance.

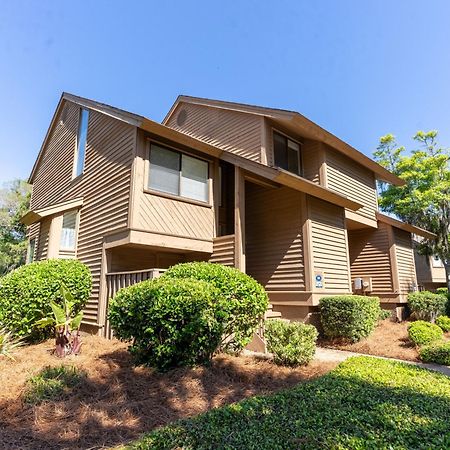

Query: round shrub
<box><xmin>265</xmin><ymin>319</ymin><xmax>317</xmax><ymax>366</ymax></box>
<box><xmin>319</xmin><ymin>295</ymin><xmax>381</xmax><ymax>343</ymax></box>
<box><xmin>0</xmin><ymin>259</ymin><xmax>91</xmax><ymax>341</ymax></box>
<box><xmin>108</xmin><ymin>277</ymin><xmax>223</xmax><ymax>371</ymax></box>
<box><xmin>407</xmin><ymin>291</ymin><xmax>446</xmax><ymax>322</ymax></box>
<box><xmin>162</xmin><ymin>262</ymin><xmax>269</xmax><ymax>353</ymax></box>
<box><xmin>419</xmin><ymin>341</ymin><xmax>450</xmax><ymax>366</ymax></box>
<box><xmin>436</xmin><ymin>315</ymin><xmax>450</xmax><ymax>333</ymax></box>
<box><xmin>407</xmin><ymin>321</ymin><xmax>443</xmax><ymax>346</ymax></box>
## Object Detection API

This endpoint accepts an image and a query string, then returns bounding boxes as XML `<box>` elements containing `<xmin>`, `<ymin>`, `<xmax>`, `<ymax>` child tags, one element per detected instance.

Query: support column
<box><xmin>234</xmin><ymin>166</ymin><xmax>246</xmax><ymax>272</ymax></box>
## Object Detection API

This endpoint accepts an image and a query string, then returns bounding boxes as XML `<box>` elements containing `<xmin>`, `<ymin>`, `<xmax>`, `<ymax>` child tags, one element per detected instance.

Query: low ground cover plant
<box><xmin>319</xmin><ymin>295</ymin><xmax>381</xmax><ymax>342</ymax></box>
<box><xmin>162</xmin><ymin>262</ymin><xmax>268</xmax><ymax>353</ymax></box>
<box><xmin>126</xmin><ymin>356</ymin><xmax>450</xmax><ymax>449</ymax></box>
<box><xmin>0</xmin><ymin>327</ymin><xmax>23</xmax><ymax>360</ymax></box>
<box><xmin>419</xmin><ymin>341</ymin><xmax>450</xmax><ymax>366</ymax></box>
<box><xmin>265</xmin><ymin>319</ymin><xmax>317</xmax><ymax>366</ymax></box>
<box><xmin>0</xmin><ymin>259</ymin><xmax>91</xmax><ymax>341</ymax></box>
<box><xmin>407</xmin><ymin>291</ymin><xmax>446</xmax><ymax>322</ymax></box>
<box><xmin>408</xmin><ymin>320</ymin><xmax>444</xmax><ymax>346</ymax></box>
<box><xmin>109</xmin><ymin>277</ymin><xmax>223</xmax><ymax>371</ymax></box>
<box><xmin>24</xmin><ymin>365</ymin><xmax>86</xmax><ymax>404</ymax></box>
<box><xmin>436</xmin><ymin>315</ymin><xmax>450</xmax><ymax>332</ymax></box>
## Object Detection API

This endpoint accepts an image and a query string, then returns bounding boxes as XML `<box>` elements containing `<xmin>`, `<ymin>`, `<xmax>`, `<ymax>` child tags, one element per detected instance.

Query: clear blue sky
<box><xmin>1</xmin><ymin>0</ymin><xmax>449</xmax><ymax>184</ymax></box>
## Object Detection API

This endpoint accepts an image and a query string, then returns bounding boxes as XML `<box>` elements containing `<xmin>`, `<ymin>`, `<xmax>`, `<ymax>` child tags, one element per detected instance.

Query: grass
<box><xmin>126</xmin><ymin>356</ymin><xmax>450</xmax><ymax>450</ymax></box>
<box><xmin>24</xmin><ymin>365</ymin><xmax>86</xmax><ymax>404</ymax></box>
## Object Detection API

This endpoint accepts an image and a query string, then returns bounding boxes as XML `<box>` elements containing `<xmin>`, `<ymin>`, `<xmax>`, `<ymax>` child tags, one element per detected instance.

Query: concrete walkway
<box><xmin>315</xmin><ymin>346</ymin><xmax>450</xmax><ymax>377</ymax></box>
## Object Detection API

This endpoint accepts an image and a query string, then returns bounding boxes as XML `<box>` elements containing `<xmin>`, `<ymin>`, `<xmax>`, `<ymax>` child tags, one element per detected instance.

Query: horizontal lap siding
<box><xmin>35</xmin><ymin>218</ymin><xmax>51</xmax><ymax>260</ymax></box>
<box><xmin>246</xmin><ymin>184</ymin><xmax>305</xmax><ymax>291</ymax></box>
<box><xmin>301</xmin><ymin>140</ymin><xmax>322</xmax><ymax>184</ymax></box>
<box><xmin>166</xmin><ymin>103</ymin><xmax>262</xmax><ymax>162</ymax></box>
<box><xmin>136</xmin><ymin>194</ymin><xmax>214</xmax><ymax>241</ymax></box>
<box><xmin>309</xmin><ymin>198</ymin><xmax>351</xmax><ymax>291</ymax></box>
<box><xmin>29</xmin><ymin>101</ymin><xmax>134</xmax><ymax>325</ymax></box>
<box><xmin>394</xmin><ymin>229</ymin><xmax>417</xmax><ymax>293</ymax></box>
<box><xmin>325</xmin><ymin>147</ymin><xmax>377</xmax><ymax>222</ymax></box>
<box><xmin>210</xmin><ymin>235</ymin><xmax>235</xmax><ymax>266</ymax></box>
<box><xmin>348</xmin><ymin>223</ymin><xmax>394</xmax><ymax>293</ymax></box>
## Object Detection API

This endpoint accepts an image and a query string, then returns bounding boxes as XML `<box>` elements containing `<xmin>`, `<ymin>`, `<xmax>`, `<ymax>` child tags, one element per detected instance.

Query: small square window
<box><xmin>273</xmin><ymin>131</ymin><xmax>302</xmax><ymax>175</ymax></box>
<box><xmin>27</xmin><ymin>238</ymin><xmax>36</xmax><ymax>264</ymax></box>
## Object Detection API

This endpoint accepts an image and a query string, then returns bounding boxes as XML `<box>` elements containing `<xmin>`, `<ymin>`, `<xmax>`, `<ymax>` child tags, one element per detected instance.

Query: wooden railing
<box><xmin>104</xmin><ymin>268</ymin><xmax>166</xmax><ymax>338</ymax></box>
<box><xmin>209</xmin><ymin>234</ymin><xmax>235</xmax><ymax>267</ymax></box>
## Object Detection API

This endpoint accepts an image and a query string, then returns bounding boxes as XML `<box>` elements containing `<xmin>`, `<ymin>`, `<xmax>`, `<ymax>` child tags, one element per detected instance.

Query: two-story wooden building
<box><xmin>22</xmin><ymin>93</ymin><xmax>434</xmax><ymax>334</ymax></box>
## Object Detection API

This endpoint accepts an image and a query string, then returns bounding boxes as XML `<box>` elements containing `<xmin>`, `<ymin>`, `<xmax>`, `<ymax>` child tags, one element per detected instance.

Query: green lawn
<box><xmin>125</xmin><ymin>356</ymin><xmax>450</xmax><ymax>450</ymax></box>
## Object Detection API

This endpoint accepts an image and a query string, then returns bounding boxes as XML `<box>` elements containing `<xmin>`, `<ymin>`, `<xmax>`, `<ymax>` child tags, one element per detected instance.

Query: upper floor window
<box><xmin>148</xmin><ymin>143</ymin><xmax>209</xmax><ymax>203</ymax></box>
<box><xmin>60</xmin><ymin>210</ymin><xmax>78</xmax><ymax>250</ymax></box>
<box><xmin>273</xmin><ymin>131</ymin><xmax>301</xmax><ymax>176</ymax></box>
<box><xmin>27</xmin><ymin>238</ymin><xmax>36</xmax><ymax>264</ymax></box>
<box><xmin>74</xmin><ymin>109</ymin><xmax>89</xmax><ymax>178</ymax></box>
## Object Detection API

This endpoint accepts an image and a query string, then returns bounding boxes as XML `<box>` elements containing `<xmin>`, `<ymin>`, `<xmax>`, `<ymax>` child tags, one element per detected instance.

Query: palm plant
<box><xmin>35</xmin><ymin>284</ymin><xmax>83</xmax><ymax>357</ymax></box>
<box><xmin>0</xmin><ymin>327</ymin><xmax>24</xmax><ymax>360</ymax></box>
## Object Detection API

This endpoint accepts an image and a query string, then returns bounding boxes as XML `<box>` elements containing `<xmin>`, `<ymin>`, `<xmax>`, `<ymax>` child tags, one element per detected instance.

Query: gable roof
<box><xmin>163</xmin><ymin>95</ymin><xmax>404</xmax><ymax>186</ymax></box>
<box><xmin>28</xmin><ymin>92</ymin><xmax>363</xmax><ymax>212</ymax></box>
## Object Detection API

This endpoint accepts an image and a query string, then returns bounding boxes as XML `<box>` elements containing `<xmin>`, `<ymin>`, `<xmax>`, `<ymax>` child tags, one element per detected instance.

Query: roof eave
<box><xmin>376</xmin><ymin>212</ymin><xmax>436</xmax><ymax>240</ymax></box>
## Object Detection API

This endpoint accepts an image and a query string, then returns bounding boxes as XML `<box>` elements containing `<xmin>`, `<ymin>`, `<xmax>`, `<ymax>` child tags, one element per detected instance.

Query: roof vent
<box><xmin>177</xmin><ymin>109</ymin><xmax>188</xmax><ymax>127</ymax></box>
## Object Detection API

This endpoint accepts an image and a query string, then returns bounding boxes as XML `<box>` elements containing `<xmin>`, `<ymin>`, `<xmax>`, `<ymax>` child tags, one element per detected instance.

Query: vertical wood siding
<box><xmin>309</xmin><ymin>197</ymin><xmax>351</xmax><ymax>291</ymax></box>
<box><xmin>245</xmin><ymin>184</ymin><xmax>305</xmax><ymax>291</ymax></box>
<box><xmin>348</xmin><ymin>223</ymin><xmax>394</xmax><ymax>293</ymax></box>
<box><xmin>166</xmin><ymin>103</ymin><xmax>263</xmax><ymax>162</ymax></box>
<box><xmin>394</xmin><ymin>229</ymin><xmax>417</xmax><ymax>293</ymax></box>
<box><xmin>325</xmin><ymin>147</ymin><xmax>378</xmax><ymax>222</ymax></box>
<box><xmin>210</xmin><ymin>235</ymin><xmax>235</xmax><ymax>266</ymax></box>
<box><xmin>29</xmin><ymin>101</ymin><xmax>135</xmax><ymax>325</ymax></box>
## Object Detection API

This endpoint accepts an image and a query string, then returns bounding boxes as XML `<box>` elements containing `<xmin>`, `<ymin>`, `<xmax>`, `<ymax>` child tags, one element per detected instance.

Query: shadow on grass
<box><xmin>0</xmin><ymin>348</ymin><xmax>327</xmax><ymax>450</ymax></box>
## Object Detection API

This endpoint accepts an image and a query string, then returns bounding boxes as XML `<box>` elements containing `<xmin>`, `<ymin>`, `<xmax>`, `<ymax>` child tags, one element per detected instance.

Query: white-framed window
<box><xmin>273</xmin><ymin>131</ymin><xmax>302</xmax><ymax>176</ymax></box>
<box><xmin>73</xmin><ymin>108</ymin><xmax>89</xmax><ymax>178</ymax></box>
<box><xmin>432</xmin><ymin>255</ymin><xmax>444</xmax><ymax>268</ymax></box>
<box><xmin>27</xmin><ymin>238</ymin><xmax>36</xmax><ymax>264</ymax></box>
<box><xmin>148</xmin><ymin>143</ymin><xmax>209</xmax><ymax>203</ymax></box>
<box><xmin>60</xmin><ymin>211</ymin><xmax>78</xmax><ymax>251</ymax></box>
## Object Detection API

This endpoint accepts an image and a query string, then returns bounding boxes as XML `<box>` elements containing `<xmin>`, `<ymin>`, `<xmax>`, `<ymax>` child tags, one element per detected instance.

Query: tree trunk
<box><xmin>444</xmin><ymin>260</ymin><xmax>450</xmax><ymax>292</ymax></box>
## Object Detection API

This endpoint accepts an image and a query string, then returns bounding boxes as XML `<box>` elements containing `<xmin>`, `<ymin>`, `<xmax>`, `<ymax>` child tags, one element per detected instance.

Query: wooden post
<box><xmin>234</xmin><ymin>166</ymin><xmax>246</xmax><ymax>272</ymax></box>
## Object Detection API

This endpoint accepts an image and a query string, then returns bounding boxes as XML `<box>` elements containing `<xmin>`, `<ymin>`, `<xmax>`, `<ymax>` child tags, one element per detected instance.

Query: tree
<box><xmin>0</xmin><ymin>179</ymin><xmax>31</xmax><ymax>275</ymax></box>
<box><xmin>374</xmin><ymin>131</ymin><xmax>450</xmax><ymax>290</ymax></box>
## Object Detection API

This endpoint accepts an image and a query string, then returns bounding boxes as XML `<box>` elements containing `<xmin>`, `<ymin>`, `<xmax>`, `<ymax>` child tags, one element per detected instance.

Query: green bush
<box><xmin>109</xmin><ymin>277</ymin><xmax>223</xmax><ymax>371</ymax></box>
<box><xmin>436</xmin><ymin>287</ymin><xmax>450</xmax><ymax>315</ymax></box>
<box><xmin>162</xmin><ymin>262</ymin><xmax>269</xmax><ymax>353</ymax></box>
<box><xmin>319</xmin><ymin>295</ymin><xmax>381</xmax><ymax>342</ymax></box>
<box><xmin>436</xmin><ymin>315</ymin><xmax>450</xmax><ymax>332</ymax></box>
<box><xmin>0</xmin><ymin>259</ymin><xmax>91</xmax><ymax>341</ymax></box>
<box><xmin>24</xmin><ymin>365</ymin><xmax>86</xmax><ymax>404</ymax></box>
<box><xmin>265</xmin><ymin>319</ymin><xmax>317</xmax><ymax>366</ymax></box>
<box><xmin>419</xmin><ymin>341</ymin><xmax>450</xmax><ymax>366</ymax></box>
<box><xmin>407</xmin><ymin>320</ymin><xmax>443</xmax><ymax>346</ymax></box>
<box><xmin>407</xmin><ymin>291</ymin><xmax>446</xmax><ymax>322</ymax></box>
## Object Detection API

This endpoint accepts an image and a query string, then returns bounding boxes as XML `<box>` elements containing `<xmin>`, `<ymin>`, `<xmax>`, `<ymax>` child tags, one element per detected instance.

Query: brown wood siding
<box><xmin>29</xmin><ymin>101</ymin><xmax>135</xmax><ymax>324</ymax></box>
<box><xmin>166</xmin><ymin>103</ymin><xmax>263</xmax><ymax>162</ymax></box>
<box><xmin>394</xmin><ymin>229</ymin><xmax>417</xmax><ymax>293</ymax></box>
<box><xmin>348</xmin><ymin>223</ymin><xmax>394</xmax><ymax>293</ymax></box>
<box><xmin>325</xmin><ymin>147</ymin><xmax>377</xmax><ymax>221</ymax></box>
<box><xmin>136</xmin><ymin>194</ymin><xmax>214</xmax><ymax>241</ymax></box>
<box><xmin>245</xmin><ymin>184</ymin><xmax>305</xmax><ymax>291</ymax></box>
<box><xmin>210</xmin><ymin>235</ymin><xmax>235</xmax><ymax>266</ymax></box>
<box><xmin>35</xmin><ymin>218</ymin><xmax>51</xmax><ymax>260</ymax></box>
<box><xmin>27</xmin><ymin>222</ymin><xmax>40</xmax><ymax>261</ymax></box>
<box><xmin>309</xmin><ymin>197</ymin><xmax>351</xmax><ymax>291</ymax></box>
<box><xmin>301</xmin><ymin>140</ymin><xmax>322</xmax><ymax>184</ymax></box>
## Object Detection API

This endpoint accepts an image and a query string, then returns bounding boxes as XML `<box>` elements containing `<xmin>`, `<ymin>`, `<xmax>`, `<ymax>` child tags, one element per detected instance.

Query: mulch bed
<box><xmin>0</xmin><ymin>335</ymin><xmax>337</xmax><ymax>450</ymax></box>
<box><xmin>319</xmin><ymin>319</ymin><xmax>421</xmax><ymax>362</ymax></box>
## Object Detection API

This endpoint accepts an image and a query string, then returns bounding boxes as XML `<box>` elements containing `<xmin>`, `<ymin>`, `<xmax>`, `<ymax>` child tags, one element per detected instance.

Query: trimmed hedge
<box><xmin>436</xmin><ymin>315</ymin><xmax>450</xmax><ymax>332</ymax></box>
<box><xmin>407</xmin><ymin>291</ymin><xmax>446</xmax><ymax>322</ymax></box>
<box><xmin>162</xmin><ymin>262</ymin><xmax>269</xmax><ymax>353</ymax></box>
<box><xmin>0</xmin><ymin>260</ymin><xmax>91</xmax><ymax>341</ymax></box>
<box><xmin>436</xmin><ymin>287</ymin><xmax>450</xmax><ymax>316</ymax></box>
<box><xmin>419</xmin><ymin>341</ymin><xmax>450</xmax><ymax>366</ymax></box>
<box><xmin>265</xmin><ymin>320</ymin><xmax>317</xmax><ymax>366</ymax></box>
<box><xmin>108</xmin><ymin>278</ymin><xmax>223</xmax><ymax>371</ymax></box>
<box><xmin>319</xmin><ymin>295</ymin><xmax>381</xmax><ymax>342</ymax></box>
<box><xmin>407</xmin><ymin>320</ymin><xmax>444</xmax><ymax>346</ymax></box>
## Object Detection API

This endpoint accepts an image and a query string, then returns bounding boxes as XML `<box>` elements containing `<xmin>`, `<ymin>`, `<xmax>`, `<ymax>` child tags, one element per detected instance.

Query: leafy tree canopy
<box><xmin>373</xmin><ymin>131</ymin><xmax>450</xmax><ymax>289</ymax></box>
<box><xmin>0</xmin><ymin>179</ymin><xmax>31</xmax><ymax>275</ymax></box>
